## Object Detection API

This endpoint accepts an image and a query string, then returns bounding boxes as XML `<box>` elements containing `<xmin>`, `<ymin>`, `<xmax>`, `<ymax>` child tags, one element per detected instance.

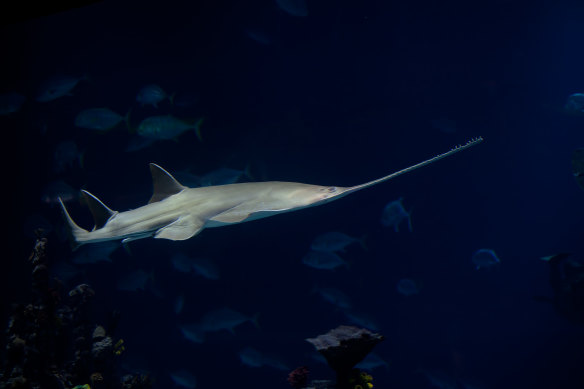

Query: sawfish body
<box><xmin>59</xmin><ymin>138</ymin><xmax>482</xmax><ymax>249</ymax></box>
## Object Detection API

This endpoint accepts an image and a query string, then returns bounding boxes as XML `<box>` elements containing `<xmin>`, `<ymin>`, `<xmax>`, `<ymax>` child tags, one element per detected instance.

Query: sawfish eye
<box><xmin>326</xmin><ymin>186</ymin><xmax>338</xmax><ymax>193</ymax></box>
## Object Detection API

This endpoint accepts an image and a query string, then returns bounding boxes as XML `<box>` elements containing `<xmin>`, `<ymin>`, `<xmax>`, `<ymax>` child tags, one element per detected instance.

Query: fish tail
<box><xmin>58</xmin><ymin>198</ymin><xmax>88</xmax><ymax>250</ymax></box>
<box><xmin>123</xmin><ymin>107</ymin><xmax>133</xmax><ymax>132</ymax></box>
<box><xmin>194</xmin><ymin>117</ymin><xmax>204</xmax><ymax>142</ymax></box>
<box><xmin>243</xmin><ymin>162</ymin><xmax>254</xmax><ymax>181</ymax></box>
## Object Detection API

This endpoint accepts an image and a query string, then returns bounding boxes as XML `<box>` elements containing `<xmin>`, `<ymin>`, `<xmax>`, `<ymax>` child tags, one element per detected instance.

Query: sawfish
<box><xmin>59</xmin><ymin>137</ymin><xmax>482</xmax><ymax>249</ymax></box>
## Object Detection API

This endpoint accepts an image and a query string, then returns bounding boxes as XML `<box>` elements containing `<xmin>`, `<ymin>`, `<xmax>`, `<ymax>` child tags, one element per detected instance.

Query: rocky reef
<box><xmin>0</xmin><ymin>234</ymin><xmax>152</xmax><ymax>389</ymax></box>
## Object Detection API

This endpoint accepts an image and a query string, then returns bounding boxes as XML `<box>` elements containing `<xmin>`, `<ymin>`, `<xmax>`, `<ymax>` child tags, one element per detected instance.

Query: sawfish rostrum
<box><xmin>59</xmin><ymin>138</ymin><xmax>483</xmax><ymax>249</ymax></box>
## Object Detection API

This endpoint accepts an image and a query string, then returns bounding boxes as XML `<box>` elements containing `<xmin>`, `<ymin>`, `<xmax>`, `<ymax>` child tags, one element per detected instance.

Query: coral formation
<box><xmin>288</xmin><ymin>366</ymin><xmax>309</xmax><ymax>388</ymax></box>
<box><xmin>0</xmin><ymin>235</ymin><xmax>152</xmax><ymax>389</ymax></box>
<box><xmin>305</xmin><ymin>325</ymin><xmax>383</xmax><ymax>389</ymax></box>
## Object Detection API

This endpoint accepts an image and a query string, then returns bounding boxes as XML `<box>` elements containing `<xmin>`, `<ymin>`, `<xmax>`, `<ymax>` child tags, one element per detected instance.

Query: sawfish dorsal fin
<box><xmin>81</xmin><ymin>190</ymin><xmax>118</xmax><ymax>230</ymax></box>
<box><xmin>149</xmin><ymin>163</ymin><xmax>186</xmax><ymax>204</ymax></box>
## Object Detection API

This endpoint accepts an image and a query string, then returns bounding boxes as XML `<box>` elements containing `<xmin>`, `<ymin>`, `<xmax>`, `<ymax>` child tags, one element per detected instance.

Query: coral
<box><xmin>287</xmin><ymin>366</ymin><xmax>309</xmax><ymax>388</ymax></box>
<box><xmin>0</xmin><ymin>236</ymin><xmax>152</xmax><ymax>389</ymax></box>
<box><xmin>306</xmin><ymin>325</ymin><xmax>383</xmax><ymax>389</ymax></box>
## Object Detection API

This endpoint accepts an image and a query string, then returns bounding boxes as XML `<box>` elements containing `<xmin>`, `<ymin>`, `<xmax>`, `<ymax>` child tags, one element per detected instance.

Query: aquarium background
<box><xmin>1</xmin><ymin>0</ymin><xmax>584</xmax><ymax>388</ymax></box>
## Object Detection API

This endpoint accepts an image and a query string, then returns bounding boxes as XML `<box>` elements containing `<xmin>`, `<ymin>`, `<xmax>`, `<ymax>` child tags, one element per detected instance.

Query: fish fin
<box><xmin>58</xmin><ymin>198</ymin><xmax>88</xmax><ymax>251</ymax></box>
<box><xmin>243</xmin><ymin>162</ymin><xmax>254</xmax><ymax>181</ymax></box>
<box><xmin>154</xmin><ymin>215</ymin><xmax>204</xmax><ymax>241</ymax></box>
<box><xmin>121</xmin><ymin>240</ymin><xmax>133</xmax><ymax>255</ymax></box>
<box><xmin>123</xmin><ymin>108</ymin><xmax>132</xmax><ymax>131</ymax></box>
<box><xmin>81</xmin><ymin>190</ymin><xmax>118</xmax><ymax>230</ymax></box>
<box><xmin>540</xmin><ymin>253</ymin><xmax>572</xmax><ymax>262</ymax></box>
<box><xmin>194</xmin><ymin>117</ymin><xmax>204</xmax><ymax>142</ymax></box>
<box><xmin>148</xmin><ymin>163</ymin><xmax>186</xmax><ymax>203</ymax></box>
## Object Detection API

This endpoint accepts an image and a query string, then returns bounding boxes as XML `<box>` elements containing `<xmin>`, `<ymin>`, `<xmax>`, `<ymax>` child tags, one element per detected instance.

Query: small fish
<box><xmin>564</xmin><ymin>93</ymin><xmax>584</xmax><ymax>114</ymax></box>
<box><xmin>170</xmin><ymin>253</ymin><xmax>219</xmax><ymax>279</ymax></box>
<box><xmin>197</xmin><ymin>166</ymin><xmax>252</xmax><ymax>186</ymax></box>
<box><xmin>137</xmin><ymin>115</ymin><xmax>203</xmax><ymax>141</ymax></box>
<box><xmin>53</xmin><ymin>140</ymin><xmax>82</xmax><ymax>173</ymax></box>
<box><xmin>342</xmin><ymin>311</ymin><xmax>380</xmax><ymax>331</ymax></box>
<box><xmin>75</xmin><ymin>108</ymin><xmax>129</xmax><ymax>131</ymax></box>
<box><xmin>0</xmin><ymin>93</ymin><xmax>26</xmax><ymax>115</ymax></box>
<box><xmin>471</xmin><ymin>248</ymin><xmax>501</xmax><ymax>270</ymax></box>
<box><xmin>41</xmin><ymin>180</ymin><xmax>78</xmax><ymax>205</ymax></box>
<box><xmin>310</xmin><ymin>231</ymin><xmax>365</xmax><ymax>252</ymax></box>
<box><xmin>572</xmin><ymin>148</ymin><xmax>584</xmax><ymax>192</ymax></box>
<box><xmin>172</xmin><ymin>170</ymin><xmax>203</xmax><ymax>187</ymax></box>
<box><xmin>169</xmin><ymin>370</ymin><xmax>196</xmax><ymax>389</ymax></box>
<box><xmin>276</xmin><ymin>0</ymin><xmax>308</xmax><ymax>17</ymax></box>
<box><xmin>417</xmin><ymin>368</ymin><xmax>457</xmax><ymax>389</ymax></box>
<box><xmin>312</xmin><ymin>286</ymin><xmax>352</xmax><ymax>309</ymax></box>
<box><xmin>174</xmin><ymin>294</ymin><xmax>185</xmax><ymax>314</ymax></box>
<box><xmin>72</xmin><ymin>242</ymin><xmax>118</xmax><ymax>264</ymax></box>
<box><xmin>355</xmin><ymin>352</ymin><xmax>389</xmax><ymax>371</ymax></box>
<box><xmin>198</xmin><ymin>307</ymin><xmax>259</xmax><ymax>334</ymax></box>
<box><xmin>302</xmin><ymin>250</ymin><xmax>348</xmax><ymax>270</ymax></box>
<box><xmin>136</xmin><ymin>84</ymin><xmax>172</xmax><ymax>108</ymax></box>
<box><xmin>117</xmin><ymin>269</ymin><xmax>151</xmax><ymax>291</ymax></box>
<box><xmin>396</xmin><ymin>278</ymin><xmax>419</xmax><ymax>296</ymax></box>
<box><xmin>380</xmin><ymin>197</ymin><xmax>413</xmax><ymax>232</ymax></box>
<box><xmin>239</xmin><ymin>347</ymin><xmax>290</xmax><ymax>370</ymax></box>
<box><xmin>180</xmin><ymin>324</ymin><xmax>205</xmax><ymax>343</ymax></box>
<box><xmin>244</xmin><ymin>28</ymin><xmax>274</xmax><ymax>45</ymax></box>
<box><xmin>191</xmin><ymin>257</ymin><xmax>220</xmax><ymax>280</ymax></box>
<box><xmin>36</xmin><ymin>75</ymin><xmax>86</xmax><ymax>102</ymax></box>
<box><xmin>125</xmin><ymin>135</ymin><xmax>156</xmax><ymax>152</ymax></box>
<box><xmin>239</xmin><ymin>347</ymin><xmax>264</xmax><ymax>367</ymax></box>
<box><xmin>171</xmin><ymin>253</ymin><xmax>195</xmax><ymax>273</ymax></box>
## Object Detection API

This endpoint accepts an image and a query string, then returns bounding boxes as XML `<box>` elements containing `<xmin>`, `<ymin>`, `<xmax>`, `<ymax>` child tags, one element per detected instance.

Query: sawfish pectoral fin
<box><xmin>154</xmin><ymin>215</ymin><xmax>205</xmax><ymax>241</ymax></box>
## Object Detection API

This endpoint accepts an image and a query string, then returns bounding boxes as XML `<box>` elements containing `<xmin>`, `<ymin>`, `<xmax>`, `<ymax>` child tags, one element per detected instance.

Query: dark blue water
<box><xmin>1</xmin><ymin>1</ymin><xmax>583</xmax><ymax>388</ymax></box>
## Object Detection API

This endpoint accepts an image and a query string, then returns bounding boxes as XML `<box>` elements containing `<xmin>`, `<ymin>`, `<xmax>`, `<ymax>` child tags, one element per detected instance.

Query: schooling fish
<box><xmin>137</xmin><ymin>115</ymin><xmax>203</xmax><ymax>141</ymax></box>
<box><xmin>59</xmin><ymin>138</ymin><xmax>482</xmax><ymax>250</ymax></box>
<box><xmin>136</xmin><ymin>84</ymin><xmax>172</xmax><ymax>108</ymax></box>
<box><xmin>36</xmin><ymin>75</ymin><xmax>86</xmax><ymax>102</ymax></box>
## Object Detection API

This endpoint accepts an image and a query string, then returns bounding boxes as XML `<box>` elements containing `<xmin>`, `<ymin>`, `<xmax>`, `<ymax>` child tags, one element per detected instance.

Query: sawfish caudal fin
<box><xmin>347</xmin><ymin>137</ymin><xmax>483</xmax><ymax>194</ymax></box>
<box><xmin>58</xmin><ymin>198</ymin><xmax>89</xmax><ymax>250</ymax></box>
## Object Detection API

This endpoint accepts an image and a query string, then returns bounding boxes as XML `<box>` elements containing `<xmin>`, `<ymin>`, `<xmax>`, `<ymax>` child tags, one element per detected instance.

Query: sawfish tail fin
<box><xmin>58</xmin><ymin>198</ymin><xmax>89</xmax><ymax>251</ymax></box>
<box><xmin>347</xmin><ymin>137</ymin><xmax>483</xmax><ymax>194</ymax></box>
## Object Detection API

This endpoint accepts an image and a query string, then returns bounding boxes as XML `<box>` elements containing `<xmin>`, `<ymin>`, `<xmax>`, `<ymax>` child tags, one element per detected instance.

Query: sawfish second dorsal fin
<box><xmin>81</xmin><ymin>190</ymin><xmax>118</xmax><ymax>231</ymax></box>
<box><xmin>149</xmin><ymin>163</ymin><xmax>186</xmax><ymax>204</ymax></box>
